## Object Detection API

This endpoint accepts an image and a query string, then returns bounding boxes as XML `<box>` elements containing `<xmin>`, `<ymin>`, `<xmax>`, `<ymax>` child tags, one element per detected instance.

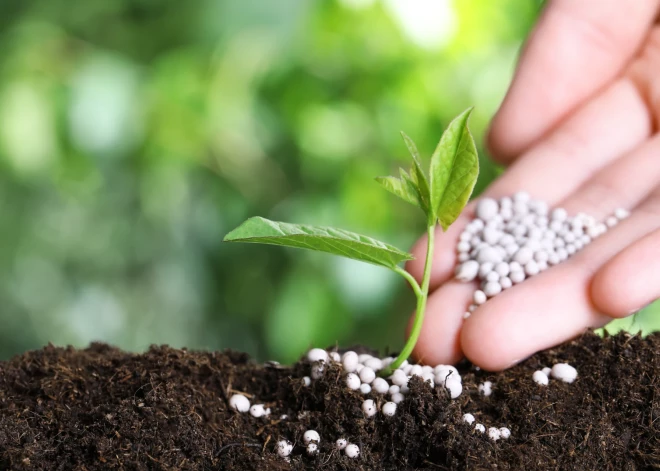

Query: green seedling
<box><xmin>224</xmin><ymin>108</ymin><xmax>479</xmax><ymax>376</ymax></box>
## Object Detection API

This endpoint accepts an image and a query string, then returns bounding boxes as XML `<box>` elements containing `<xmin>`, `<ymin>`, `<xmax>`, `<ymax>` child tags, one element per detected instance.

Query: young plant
<box><xmin>223</xmin><ymin>108</ymin><xmax>479</xmax><ymax>376</ymax></box>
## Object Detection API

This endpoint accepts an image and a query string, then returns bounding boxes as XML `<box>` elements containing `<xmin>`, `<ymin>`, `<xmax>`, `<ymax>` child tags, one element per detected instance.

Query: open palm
<box><xmin>406</xmin><ymin>0</ymin><xmax>660</xmax><ymax>370</ymax></box>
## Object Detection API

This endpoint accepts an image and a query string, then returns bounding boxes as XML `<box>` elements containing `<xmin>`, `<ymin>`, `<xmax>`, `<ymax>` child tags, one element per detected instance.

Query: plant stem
<box><xmin>382</xmin><ymin>224</ymin><xmax>435</xmax><ymax>376</ymax></box>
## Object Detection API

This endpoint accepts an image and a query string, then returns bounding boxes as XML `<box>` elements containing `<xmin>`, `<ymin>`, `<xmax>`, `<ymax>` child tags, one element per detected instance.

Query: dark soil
<box><xmin>0</xmin><ymin>331</ymin><xmax>658</xmax><ymax>470</ymax></box>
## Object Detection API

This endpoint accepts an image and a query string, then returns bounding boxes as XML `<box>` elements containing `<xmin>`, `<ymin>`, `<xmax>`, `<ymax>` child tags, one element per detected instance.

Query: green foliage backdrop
<box><xmin>1</xmin><ymin>0</ymin><xmax>657</xmax><ymax>362</ymax></box>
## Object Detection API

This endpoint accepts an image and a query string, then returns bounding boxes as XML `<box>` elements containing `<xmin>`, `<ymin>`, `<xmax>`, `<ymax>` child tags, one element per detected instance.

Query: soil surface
<box><xmin>0</xmin><ymin>331</ymin><xmax>658</xmax><ymax>470</ymax></box>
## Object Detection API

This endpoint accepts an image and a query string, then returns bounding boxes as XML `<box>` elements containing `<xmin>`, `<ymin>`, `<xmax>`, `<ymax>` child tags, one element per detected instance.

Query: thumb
<box><xmin>487</xmin><ymin>0</ymin><xmax>659</xmax><ymax>163</ymax></box>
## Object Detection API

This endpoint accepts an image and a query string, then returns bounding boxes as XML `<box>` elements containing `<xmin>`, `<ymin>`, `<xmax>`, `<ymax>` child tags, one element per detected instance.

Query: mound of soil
<box><xmin>0</xmin><ymin>331</ymin><xmax>658</xmax><ymax>470</ymax></box>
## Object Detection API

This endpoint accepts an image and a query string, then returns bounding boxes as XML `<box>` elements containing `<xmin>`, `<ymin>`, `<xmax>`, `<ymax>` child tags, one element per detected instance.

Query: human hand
<box><xmin>406</xmin><ymin>0</ymin><xmax>660</xmax><ymax>370</ymax></box>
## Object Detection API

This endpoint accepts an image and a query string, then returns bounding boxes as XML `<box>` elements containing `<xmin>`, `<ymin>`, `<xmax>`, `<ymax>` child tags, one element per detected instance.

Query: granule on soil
<box><xmin>0</xmin><ymin>332</ymin><xmax>659</xmax><ymax>470</ymax></box>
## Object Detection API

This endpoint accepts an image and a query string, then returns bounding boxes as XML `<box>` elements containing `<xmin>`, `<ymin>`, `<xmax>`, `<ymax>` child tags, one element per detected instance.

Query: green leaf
<box><xmin>223</xmin><ymin>217</ymin><xmax>414</xmax><ymax>269</ymax></box>
<box><xmin>429</xmin><ymin>108</ymin><xmax>479</xmax><ymax>230</ymax></box>
<box><xmin>400</xmin><ymin>132</ymin><xmax>431</xmax><ymax>212</ymax></box>
<box><xmin>398</xmin><ymin>168</ymin><xmax>426</xmax><ymax>211</ymax></box>
<box><xmin>375</xmin><ymin>175</ymin><xmax>421</xmax><ymax>209</ymax></box>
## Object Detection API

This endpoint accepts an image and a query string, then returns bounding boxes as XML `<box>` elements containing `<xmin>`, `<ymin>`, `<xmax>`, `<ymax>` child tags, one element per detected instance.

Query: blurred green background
<box><xmin>0</xmin><ymin>0</ymin><xmax>657</xmax><ymax>363</ymax></box>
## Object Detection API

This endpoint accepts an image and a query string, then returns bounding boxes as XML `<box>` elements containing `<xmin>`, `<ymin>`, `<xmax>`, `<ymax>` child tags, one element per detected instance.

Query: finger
<box><xmin>484</xmin><ymin>78</ymin><xmax>652</xmax><ymax>201</ymax></box>
<box><xmin>407</xmin><ymin>78</ymin><xmax>651</xmax><ymax>291</ymax></box>
<box><xmin>559</xmin><ymin>132</ymin><xmax>660</xmax><ymax>219</ymax></box>
<box><xmin>591</xmin><ymin>224</ymin><xmax>660</xmax><ymax>318</ymax></box>
<box><xmin>411</xmin><ymin>132</ymin><xmax>660</xmax><ymax>367</ymax></box>
<box><xmin>487</xmin><ymin>0</ymin><xmax>659</xmax><ymax>163</ymax></box>
<box><xmin>461</xmin><ymin>194</ymin><xmax>660</xmax><ymax>371</ymax></box>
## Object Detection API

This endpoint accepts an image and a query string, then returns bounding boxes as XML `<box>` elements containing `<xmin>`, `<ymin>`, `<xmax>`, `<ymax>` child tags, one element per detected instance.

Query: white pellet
<box><xmin>551</xmin><ymin>363</ymin><xmax>578</xmax><ymax>383</ymax></box>
<box><xmin>360</xmin><ymin>383</ymin><xmax>371</xmax><ymax>394</ymax></box>
<box><xmin>307</xmin><ymin>348</ymin><xmax>328</xmax><ymax>363</ymax></box>
<box><xmin>388</xmin><ymin>385</ymin><xmax>400</xmax><ymax>395</ymax></box>
<box><xmin>605</xmin><ymin>216</ymin><xmax>618</xmax><ymax>228</ymax></box>
<box><xmin>477</xmin><ymin>246</ymin><xmax>502</xmax><ymax>264</ymax></box>
<box><xmin>476</xmin><ymin>198</ymin><xmax>499</xmax><ymax>221</ymax></box>
<box><xmin>457</xmin><ymin>241</ymin><xmax>471</xmax><ymax>253</ymax></box>
<box><xmin>250</xmin><ymin>404</ymin><xmax>268</xmax><ymax>418</ymax></box>
<box><xmin>542</xmin><ymin>367</ymin><xmax>551</xmax><ymax>377</ymax></box>
<box><xmin>510</xmin><ymin>270</ymin><xmax>525</xmax><ymax>284</ymax></box>
<box><xmin>336</xmin><ymin>438</ymin><xmax>348</xmax><ymax>450</ymax></box>
<box><xmin>463</xmin><ymin>413</ymin><xmax>475</xmax><ymax>425</ymax></box>
<box><xmin>556</xmin><ymin>248</ymin><xmax>568</xmax><ymax>261</ymax></box>
<box><xmin>478</xmin><ymin>262</ymin><xmax>494</xmax><ymax>279</ymax></box>
<box><xmin>499</xmin><ymin>427</ymin><xmax>511</xmax><ymax>439</ymax></box>
<box><xmin>524</xmin><ymin>260</ymin><xmax>539</xmax><ymax>276</ymax></box>
<box><xmin>303</xmin><ymin>376</ymin><xmax>311</xmax><ymax>387</ymax></box>
<box><xmin>440</xmin><ymin>365</ymin><xmax>460</xmax><ymax>380</ymax></box>
<box><xmin>473</xmin><ymin>290</ymin><xmax>487</xmax><ymax>305</ymax></box>
<box><xmin>551</xmin><ymin>207</ymin><xmax>567</xmax><ymax>221</ymax></box>
<box><xmin>614</xmin><ymin>208</ymin><xmax>629</xmax><ymax>219</ymax></box>
<box><xmin>345</xmin><ymin>443</ymin><xmax>360</xmax><ymax>458</ymax></box>
<box><xmin>484</xmin><ymin>281</ymin><xmax>502</xmax><ymax>297</ymax></box>
<box><xmin>363</xmin><ymin>357</ymin><xmax>383</xmax><ymax>371</ymax></box>
<box><xmin>485</xmin><ymin>271</ymin><xmax>500</xmax><ymax>282</ymax></box>
<box><xmin>513</xmin><ymin>247</ymin><xmax>533</xmax><ymax>265</ymax></box>
<box><xmin>422</xmin><ymin>372</ymin><xmax>435</xmax><ymax>387</ymax></box>
<box><xmin>483</xmin><ymin>227</ymin><xmax>502</xmax><ymax>245</ymax></box>
<box><xmin>304</xmin><ymin>430</ymin><xmax>320</xmax><ymax>444</ymax></box>
<box><xmin>277</xmin><ymin>440</ymin><xmax>293</xmax><ymax>458</ymax></box>
<box><xmin>445</xmin><ymin>377</ymin><xmax>463</xmax><ymax>399</ymax></box>
<box><xmin>488</xmin><ymin>427</ymin><xmax>501</xmax><ymax>441</ymax></box>
<box><xmin>390</xmin><ymin>369</ymin><xmax>408</xmax><ymax>386</ymax></box>
<box><xmin>513</xmin><ymin>200</ymin><xmax>530</xmax><ymax>216</ymax></box>
<box><xmin>475</xmin><ymin>423</ymin><xmax>486</xmax><ymax>433</ymax></box>
<box><xmin>391</xmin><ymin>392</ymin><xmax>405</xmax><ymax>404</ymax></box>
<box><xmin>532</xmin><ymin>370</ymin><xmax>549</xmax><ymax>386</ymax></box>
<box><xmin>534</xmin><ymin>250</ymin><xmax>548</xmax><ymax>262</ymax></box>
<box><xmin>513</xmin><ymin>191</ymin><xmax>530</xmax><ymax>202</ymax></box>
<box><xmin>372</xmin><ymin>377</ymin><xmax>389</xmax><ymax>394</ymax></box>
<box><xmin>478</xmin><ymin>381</ymin><xmax>492</xmax><ymax>397</ymax></box>
<box><xmin>382</xmin><ymin>401</ymin><xmax>397</xmax><ymax>417</ymax></box>
<box><xmin>494</xmin><ymin>262</ymin><xmax>510</xmax><ymax>277</ymax></box>
<box><xmin>410</xmin><ymin>364</ymin><xmax>423</xmax><ymax>377</ymax></box>
<box><xmin>330</xmin><ymin>351</ymin><xmax>341</xmax><ymax>363</ymax></box>
<box><xmin>362</xmin><ymin>399</ymin><xmax>377</xmax><ymax>417</ymax></box>
<box><xmin>342</xmin><ymin>351</ymin><xmax>359</xmax><ymax>372</ymax></box>
<box><xmin>455</xmin><ymin>260</ymin><xmax>480</xmax><ymax>282</ymax></box>
<box><xmin>307</xmin><ymin>443</ymin><xmax>319</xmax><ymax>455</ymax></box>
<box><xmin>359</xmin><ymin>367</ymin><xmax>376</xmax><ymax>384</ymax></box>
<box><xmin>346</xmin><ymin>373</ymin><xmax>361</xmax><ymax>390</ymax></box>
<box><xmin>457</xmin><ymin>253</ymin><xmax>470</xmax><ymax>262</ymax></box>
<box><xmin>508</xmin><ymin>261</ymin><xmax>521</xmax><ymax>272</ymax></box>
<box><xmin>499</xmin><ymin>276</ymin><xmax>512</xmax><ymax>289</ymax></box>
<box><xmin>229</xmin><ymin>394</ymin><xmax>250</xmax><ymax>413</ymax></box>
